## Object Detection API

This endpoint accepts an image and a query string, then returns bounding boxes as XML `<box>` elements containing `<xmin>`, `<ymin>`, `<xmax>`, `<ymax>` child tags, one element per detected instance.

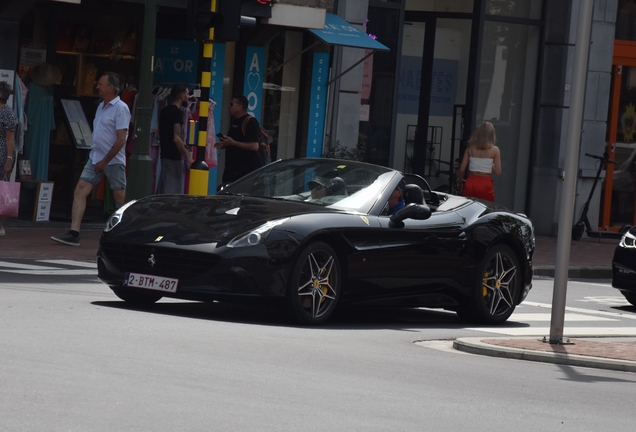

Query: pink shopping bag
<box><xmin>0</xmin><ymin>180</ymin><xmax>20</xmax><ymax>218</ymax></box>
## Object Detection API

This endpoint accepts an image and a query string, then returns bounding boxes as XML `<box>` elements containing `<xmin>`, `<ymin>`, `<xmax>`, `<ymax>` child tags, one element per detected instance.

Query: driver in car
<box><xmin>307</xmin><ymin>177</ymin><xmax>347</xmax><ymax>201</ymax></box>
<box><xmin>386</xmin><ymin>179</ymin><xmax>406</xmax><ymax>215</ymax></box>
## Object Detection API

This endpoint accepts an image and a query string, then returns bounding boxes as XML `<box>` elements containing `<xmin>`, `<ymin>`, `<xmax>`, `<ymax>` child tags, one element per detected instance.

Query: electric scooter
<box><xmin>571</xmin><ymin>152</ymin><xmax>630</xmax><ymax>241</ymax></box>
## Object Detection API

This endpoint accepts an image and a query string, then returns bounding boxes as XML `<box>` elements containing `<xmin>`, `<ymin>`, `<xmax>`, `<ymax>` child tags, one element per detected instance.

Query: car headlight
<box><xmin>228</xmin><ymin>218</ymin><xmax>290</xmax><ymax>248</ymax></box>
<box><xmin>104</xmin><ymin>200</ymin><xmax>137</xmax><ymax>232</ymax></box>
<box><xmin>620</xmin><ymin>230</ymin><xmax>636</xmax><ymax>248</ymax></box>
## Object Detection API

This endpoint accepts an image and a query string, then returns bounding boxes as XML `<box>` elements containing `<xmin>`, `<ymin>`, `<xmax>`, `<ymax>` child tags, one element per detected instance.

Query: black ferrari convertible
<box><xmin>97</xmin><ymin>158</ymin><xmax>534</xmax><ymax>325</ymax></box>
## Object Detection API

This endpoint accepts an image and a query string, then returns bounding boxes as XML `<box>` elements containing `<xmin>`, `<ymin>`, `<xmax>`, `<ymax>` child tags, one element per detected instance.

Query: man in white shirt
<box><xmin>52</xmin><ymin>71</ymin><xmax>131</xmax><ymax>246</ymax></box>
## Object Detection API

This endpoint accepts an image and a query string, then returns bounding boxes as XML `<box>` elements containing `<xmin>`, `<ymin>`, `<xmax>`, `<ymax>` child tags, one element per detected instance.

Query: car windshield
<box><xmin>219</xmin><ymin>158</ymin><xmax>396</xmax><ymax>213</ymax></box>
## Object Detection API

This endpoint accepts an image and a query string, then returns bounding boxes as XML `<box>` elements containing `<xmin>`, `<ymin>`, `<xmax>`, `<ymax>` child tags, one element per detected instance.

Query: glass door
<box><xmin>395</xmin><ymin>18</ymin><xmax>471</xmax><ymax>191</ymax></box>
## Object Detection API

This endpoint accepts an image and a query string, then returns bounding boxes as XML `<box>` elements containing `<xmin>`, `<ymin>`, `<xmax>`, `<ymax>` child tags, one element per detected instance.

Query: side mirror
<box><xmin>390</xmin><ymin>203</ymin><xmax>432</xmax><ymax>223</ymax></box>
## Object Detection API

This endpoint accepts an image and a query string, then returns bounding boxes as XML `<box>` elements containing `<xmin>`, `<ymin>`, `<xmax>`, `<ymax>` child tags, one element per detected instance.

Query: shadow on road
<box><xmin>91</xmin><ymin>299</ymin><xmax>525</xmax><ymax>331</ymax></box>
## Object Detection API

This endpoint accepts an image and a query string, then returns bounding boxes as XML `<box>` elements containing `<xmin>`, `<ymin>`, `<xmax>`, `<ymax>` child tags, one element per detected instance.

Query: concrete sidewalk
<box><xmin>2</xmin><ymin>218</ymin><xmax>634</xmax><ymax>373</ymax></box>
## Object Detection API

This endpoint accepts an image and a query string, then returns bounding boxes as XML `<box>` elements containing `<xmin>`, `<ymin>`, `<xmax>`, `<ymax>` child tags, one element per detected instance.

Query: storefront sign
<box><xmin>243</xmin><ymin>46</ymin><xmax>265</xmax><ymax>121</ymax></box>
<box><xmin>153</xmin><ymin>39</ymin><xmax>198</xmax><ymax>84</ymax></box>
<box><xmin>306</xmin><ymin>52</ymin><xmax>330</xmax><ymax>158</ymax></box>
<box><xmin>397</xmin><ymin>56</ymin><xmax>458</xmax><ymax>117</ymax></box>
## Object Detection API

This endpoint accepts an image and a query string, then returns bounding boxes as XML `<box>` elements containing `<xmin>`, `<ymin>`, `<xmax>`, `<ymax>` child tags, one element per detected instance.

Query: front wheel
<box><xmin>111</xmin><ymin>286</ymin><xmax>163</xmax><ymax>305</ymax></box>
<box><xmin>458</xmin><ymin>244</ymin><xmax>520</xmax><ymax>325</ymax></box>
<box><xmin>286</xmin><ymin>242</ymin><xmax>341</xmax><ymax>325</ymax></box>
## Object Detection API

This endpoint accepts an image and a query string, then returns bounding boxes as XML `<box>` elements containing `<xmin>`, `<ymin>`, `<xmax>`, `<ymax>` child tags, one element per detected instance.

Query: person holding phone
<box><xmin>214</xmin><ymin>94</ymin><xmax>261</xmax><ymax>183</ymax></box>
<box><xmin>156</xmin><ymin>83</ymin><xmax>194</xmax><ymax>194</ymax></box>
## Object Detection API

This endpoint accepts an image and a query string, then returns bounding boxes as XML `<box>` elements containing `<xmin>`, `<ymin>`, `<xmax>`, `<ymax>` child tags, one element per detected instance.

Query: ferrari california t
<box><xmin>97</xmin><ymin>158</ymin><xmax>535</xmax><ymax>325</ymax></box>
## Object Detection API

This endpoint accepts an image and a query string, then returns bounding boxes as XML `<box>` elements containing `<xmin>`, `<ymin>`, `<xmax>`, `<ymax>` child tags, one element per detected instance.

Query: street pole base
<box><xmin>542</xmin><ymin>336</ymin><xmax>575</xmax><ymax>345</ymax></box>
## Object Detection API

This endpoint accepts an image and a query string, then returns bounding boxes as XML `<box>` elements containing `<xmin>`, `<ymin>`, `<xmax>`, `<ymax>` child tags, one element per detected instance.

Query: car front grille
<box><xmin>101</xmin><ymin>241</ymin><xmax>218</xmax><ymax>281</ymax></box>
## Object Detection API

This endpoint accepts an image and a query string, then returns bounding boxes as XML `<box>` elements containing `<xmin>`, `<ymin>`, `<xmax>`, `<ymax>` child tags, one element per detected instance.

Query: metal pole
<box><xmin>549</xmin><ymin>0</ymin><xmax>595</xmax><ymax>344</ymax></box>
<box><xmin>188</xmin><ymin>0</ymin><xmax>215</xmax><ymax>195</ymax></box>
<box><xmin>127</xmin><ymin>0</ymin><xmax>157</xmax><ymax>200</ymax></box>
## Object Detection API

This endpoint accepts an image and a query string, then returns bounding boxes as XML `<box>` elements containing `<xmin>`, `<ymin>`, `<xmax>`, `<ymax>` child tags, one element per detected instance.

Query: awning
<box><xmin>308</xmin><ymin>14</ymin><xmax>389</xmax><ymax>51</ymax></box>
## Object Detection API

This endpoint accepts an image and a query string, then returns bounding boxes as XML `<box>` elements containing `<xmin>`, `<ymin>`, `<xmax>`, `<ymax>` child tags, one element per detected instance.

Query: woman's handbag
<box><xmin>0</xmin><ymin>178</ymin><xmax>20</xmax><ymax>218</ymax></box>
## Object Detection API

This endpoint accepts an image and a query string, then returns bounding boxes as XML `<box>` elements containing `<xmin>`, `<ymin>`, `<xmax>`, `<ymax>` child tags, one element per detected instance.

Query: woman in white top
<box><xmin>456</xmin><ymin>121</ymin><xmax>501</xmax><ymax>202</ymax></box>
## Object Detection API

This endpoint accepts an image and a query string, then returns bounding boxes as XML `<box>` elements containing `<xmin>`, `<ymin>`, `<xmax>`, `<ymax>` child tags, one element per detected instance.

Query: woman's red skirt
<box><xmin>462</xmin><ymin>175</ymin><xmax>495</xmax><ymax>202</ymax></box>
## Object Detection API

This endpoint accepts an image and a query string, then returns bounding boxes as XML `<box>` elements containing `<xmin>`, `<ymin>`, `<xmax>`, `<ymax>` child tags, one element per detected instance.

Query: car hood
<box><xmin>103</xmin><ymin>194</ymin><xmax>336</xmax><ymax>246</ymax></box>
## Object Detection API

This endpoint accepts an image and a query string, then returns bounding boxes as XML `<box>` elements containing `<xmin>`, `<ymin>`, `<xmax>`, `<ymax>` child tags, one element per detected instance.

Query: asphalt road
<box><xmin>1</xmin><ymin>261</ymin><xmax>636</xmax><ymax>431</ymax></box>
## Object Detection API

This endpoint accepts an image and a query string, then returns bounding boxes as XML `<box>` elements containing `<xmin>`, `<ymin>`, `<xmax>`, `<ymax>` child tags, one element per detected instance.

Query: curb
<box><xmin>453</xmin><ymin>337</ymin><xmax>636</xmax><ymax>373</ymax></box>
<box><xmin>533</xmin><ymin>266</ymin><xmax>612</xmax><ymax>279</ymax></box>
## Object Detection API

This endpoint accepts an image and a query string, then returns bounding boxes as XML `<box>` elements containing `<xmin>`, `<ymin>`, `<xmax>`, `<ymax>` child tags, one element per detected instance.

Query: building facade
<box><xmin>0</xmin><ymin>0</ymin><xmax>629</xmax><ymax>238</ymax></box>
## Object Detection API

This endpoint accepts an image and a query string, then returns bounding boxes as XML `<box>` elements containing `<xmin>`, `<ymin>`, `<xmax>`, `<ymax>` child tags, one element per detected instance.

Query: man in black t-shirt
<box><xmin>157</xmin><ymin>84</ymin><xmax>194</xmax><ymax>193</ymax></box>
<box><xmin>214</xmin><ymin>94</ymin><xmax>261</xmax><ymax>183</ymax></box>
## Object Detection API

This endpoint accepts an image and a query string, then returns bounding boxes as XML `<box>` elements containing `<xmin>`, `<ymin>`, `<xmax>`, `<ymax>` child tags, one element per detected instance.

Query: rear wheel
<box><xmin>458</xmin><ymin>244</ymin><xmax>520</xmax><ymax>325</ymax></box>
<box><xmin>622</xmin><ymin>291</ymin><xmax>636</xmax><ymax>307</ymax></box>
<box><xmin>286</xmin><ymin>242</ymin><xmax>341</xmax><ymax>325</ymax></box>
<box><xmin>111</xmin><ymin>286</ymin><xmax>163</xmax><ymax>305</ymax></box>
<box><xmin>572</xmin><ymin>221</ymin><xmax>585</xmax><ymax>241</ymax></box>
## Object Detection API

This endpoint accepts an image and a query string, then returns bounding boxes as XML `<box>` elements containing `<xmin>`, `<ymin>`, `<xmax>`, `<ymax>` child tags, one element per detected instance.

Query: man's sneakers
<box><xmin>51</xmin><ymin>231</ymin><xmax>80</xmax><ymax>246</ymax></box>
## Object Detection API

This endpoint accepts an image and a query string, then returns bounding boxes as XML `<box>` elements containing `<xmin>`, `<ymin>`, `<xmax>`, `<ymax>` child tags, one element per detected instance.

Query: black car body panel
<box><xmin>612</xmin><ymin>229</ymin><xmax>636</xmax><ymax>300</ymax></box>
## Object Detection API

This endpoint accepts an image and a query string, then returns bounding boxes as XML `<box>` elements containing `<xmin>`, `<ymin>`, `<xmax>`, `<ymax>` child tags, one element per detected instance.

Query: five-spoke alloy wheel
<box><xmin>286</xmin><ymin>241</ymin><xmax>341</xmax><ymax>325</ymax></box>
<box><xmin>459</xmin><ymin>244</ymin><xmax>520</xmax><ymax>324</ymax></box>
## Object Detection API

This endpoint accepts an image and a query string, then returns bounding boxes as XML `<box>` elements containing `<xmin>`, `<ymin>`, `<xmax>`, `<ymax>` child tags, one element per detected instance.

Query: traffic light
<box><xmin>186</xmin><ymin>0</ymin><xmax>272</xmax><ymax>42</ymax></box>
<box><xmin>186</xmin><ymin>0</ymin><xmax>221</xmax><ymax>41</ymax></box>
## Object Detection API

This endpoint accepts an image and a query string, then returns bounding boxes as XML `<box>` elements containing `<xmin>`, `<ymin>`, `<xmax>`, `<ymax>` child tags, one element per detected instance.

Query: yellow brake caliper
<box><xmin>482</xmin><ymin>271</ymin><xmax>489</xmax><ymax>297</ymax></box>
<box><xmin>320</xmin><ymin>267</ymin><xmax>328</xmax><ymax>303</ymax></box>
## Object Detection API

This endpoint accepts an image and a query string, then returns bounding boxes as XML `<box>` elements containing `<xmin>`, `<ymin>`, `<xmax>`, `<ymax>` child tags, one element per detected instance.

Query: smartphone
<box><xmin>216</xmin><ymin>133</ymin><xmax>225</xmax><ymax>139</ymax></box>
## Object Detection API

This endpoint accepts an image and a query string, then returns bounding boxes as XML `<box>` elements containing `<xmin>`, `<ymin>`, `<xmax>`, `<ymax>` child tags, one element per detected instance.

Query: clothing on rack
<box><xmin>24</xmin><ymin>80</ymin><xmax>55</xmax><ymax>181</ymax></box>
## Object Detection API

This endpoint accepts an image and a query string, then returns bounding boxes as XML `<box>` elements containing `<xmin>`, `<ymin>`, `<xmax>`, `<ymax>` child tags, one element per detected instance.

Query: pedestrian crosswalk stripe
<box><xmin>0</xmin><ymin>259</ymin><xmax>96</xmax><ymax>276</ymax></box>
<box><xmin>523</xmin><ymin>301</ymin><xmax>636</xmax><ymax>321</ymax></box>
<box><xmin>466</xmin><ymin>327</ymin><xmax>636</xmax><ymax>337</ymax></box>
<box><xmin>38</xmin><ymin>259</ymin><xmax>96</xmax><ymax>268</ymax></box>
<box><xmin>0</xmin><ymin>260</ymin><xmax>63</xmax><ymax>270</ymax></box>
<box><xmin>510</xmin><ymin>313</ymin><xmax>617</xmax><ymax>322</ymax></box>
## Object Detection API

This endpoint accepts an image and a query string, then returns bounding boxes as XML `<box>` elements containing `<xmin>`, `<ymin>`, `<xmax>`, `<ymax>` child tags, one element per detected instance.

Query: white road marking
<box><xmin>509</xmin><ymin>313</ymin><xmax>617</xmax><ymax>322</ymax></box>
<box><xmin>37</xmin><ymin>259</ymin><xmax>96</xmax><ymax>268</ymax></box>
<box><xmin>0</xmin><ymin>259</ymin><xmax>97</xmax><ymax>276</ymax></box>
<box><xmin>576</xmin><ymin>296</ymin><xmax>630</xmax><ymax>306</ymax></box>
<box><xmin>466</xmin><ymin>327</ymin><xmax>636</xmax><ymax>336</ymax></box>
<box><xmin>524</xmin><ymin>301</ymin><xmax>636</xmax><ymax>320</ymax></box>
<box><xmin>0</xmin><ymin>260</ymin><xmax>63</xmax><ymax>270</ymax></box>
<box><xmin>1</xmin><ymin>269</ymin><xmax>97</xmax><ymax>276</ymax></box>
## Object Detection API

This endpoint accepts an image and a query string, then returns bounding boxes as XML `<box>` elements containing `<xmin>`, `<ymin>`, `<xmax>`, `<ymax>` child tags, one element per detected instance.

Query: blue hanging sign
<box><xmin>306</xmin><ymin>52</ymin><xmax>330</xmax><ymax>158</ymax></box>
<box><xmin>243</xmin><ymin>46</ymin><xmax>265</xmax><ymax>121</ymax></box>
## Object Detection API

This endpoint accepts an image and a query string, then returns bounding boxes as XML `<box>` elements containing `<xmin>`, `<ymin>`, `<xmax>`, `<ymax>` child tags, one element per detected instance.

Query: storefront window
<box><xmin>476</xmin><ymin>20</ymin><xmax>540</xmax><ymax>210</ymax></box>
<box><xmin>616</xmin><ymin>0</ymin><xmax>636</xmax><ymax>41</ymax></box>
<box><xmin>485</xmin><ymin>0</ymin><xmax>542</xmax><ymax>19</ymax></box>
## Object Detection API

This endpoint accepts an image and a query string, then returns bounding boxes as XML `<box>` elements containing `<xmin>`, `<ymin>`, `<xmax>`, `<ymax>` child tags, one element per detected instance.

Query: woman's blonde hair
<box><xmin>467</xmin><ymin>121</ymin><xmax>496</xmax><ymax>150</ymax></box>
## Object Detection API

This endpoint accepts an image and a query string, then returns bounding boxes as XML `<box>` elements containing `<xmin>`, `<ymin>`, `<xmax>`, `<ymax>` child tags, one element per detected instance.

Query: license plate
<box><xmin>124</xmin><ymin>272</ymin><xmax>178</xmax><ymax>293</ymax></box>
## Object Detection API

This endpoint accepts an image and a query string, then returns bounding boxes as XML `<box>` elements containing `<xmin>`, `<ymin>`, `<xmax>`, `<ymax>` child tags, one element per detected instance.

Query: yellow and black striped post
<box><xmin>188</xmin><ymin>0</ymin><xmax>216</xmax><ymax>195</ymax></box>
